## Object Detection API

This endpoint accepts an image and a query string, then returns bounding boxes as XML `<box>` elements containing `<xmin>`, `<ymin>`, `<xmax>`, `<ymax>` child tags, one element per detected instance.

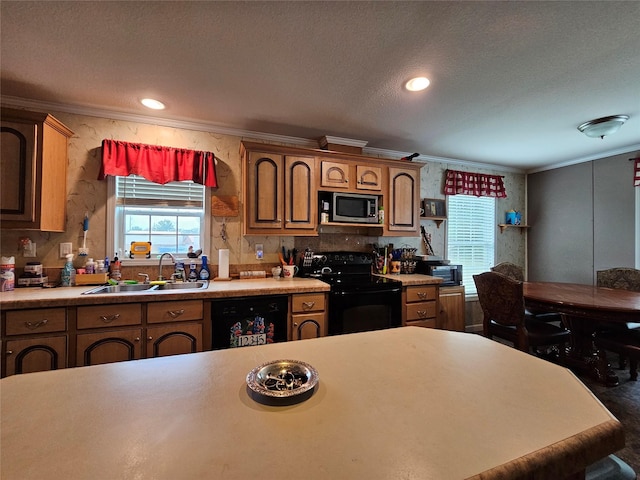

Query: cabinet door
<box><xmin>388</xmin><ymin>167</ymin><xmax>419</xmax><ymax>233</ymax></box>
<box><xmin>356</xmin><ymin>165</ymin><xmax>382</xmax><ymax>191</ymax></box>
<box><xmin>246</xmin><ymin>151</ymin><xmax>283</xmax><ymax>230</ymax></box>
<box><xmin>146</xmin><ymin>323</ymin><xmax>203</xmax><ymax>358</ymax></box>
<box><xmin>291</xmin><ymin>313</ymin><xmax>326</xmax><ymax>340</ymax></box>
<box><xmin>76</xmin><ymin>329</ymin><xmax>143</xmax><ymax>366</ymax></box>
<box><xmin>0</xmin><ymin>120</ymin><xmax>36</xmax><ymax>222</ymax></box>
<box><xmin>284</xmin><ymin>156</ymin><xmax>316</xmax><ymax>230</ymax></box>
<box><xmin>4</xmin><ymin>336</ymin><xmax>67</xmax><ymax>376</ymax></box>
<box><xmin>320</xmin><ymin>161</ymin><xmax>350</xmax><ymax>189</ymax></box>
<box><xmin>438</xmin><ymin>286</ymin><xmax>465</xmax><ymax>332</ymax></box>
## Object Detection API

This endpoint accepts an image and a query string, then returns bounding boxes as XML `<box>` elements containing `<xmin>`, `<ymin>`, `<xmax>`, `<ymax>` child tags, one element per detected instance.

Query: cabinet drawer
<box><xmin>5</xmin><ymin>308</ymin><xmax>66</xmax><ymax>335</ymax></box>
<box><xmin>406</xmin><ymin>319</ymin><xmax>437</xmax><ymax>329</ymax></box>
<box><xmin>291</xmin><ymin>293</ymin><xmax>325</xmax><ymax>313</ymax></box>
<box><xmin>406</xmin><ymin>285</ymin><xmax>437</xmax><ymax>303</ymax></box>
<box><xmin>406</xmin><ymin>302</ymin><xmax>437</xmax><ymax>321</ymax></box>
<box><xmin>147</xmin><ymin>300</ymin><xmax>203</xmax><ymax>324</ymax></box>
<box><xmin>77</xmin><ymin>304</ymin><xmax>142</xmax><ymax>329</ymax></box>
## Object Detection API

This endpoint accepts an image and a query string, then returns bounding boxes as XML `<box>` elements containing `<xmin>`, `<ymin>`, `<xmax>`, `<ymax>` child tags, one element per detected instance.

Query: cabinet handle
<box><xmin>167</xmin><ymin>309</ymin><xmax>185</xmax><ymax>318</ymax></box>
<box><xmin>417</xmin><ymin>310</ymin><xmax>427</xmax><ymax>318</ymax></box>
<box><xmin>293</xmin><ymin>322</ymin><xmax>298</xmax><ymax>327</ymax></box>
<box><xmin>147</xmin><ymin>336</ymin><xmax>153</xmax><ymax>341</ymax></box>
<box><xmin>25</xmin><ymin>319</ymin><xmax>48</xmax><ymax>330</ymax></box>
<box><xmin>135</xmin><ymin>337</ymin><xmax>141</xmax><ymax>342</ymax></box>
<box><xmin>6</xmin><ymin>350</ymin><xmax>13</xmax><ymax>355</ymax></box>
<box><xmin>99</xmin><ymin>313</ymin><xmax>121</xmax><ymax>323</ymax></box>
<box><xmin>302</xmin><ymin>301</ymin><xmax>315</xmax><ymax>310</ymax></box>
<box><xmin>417</xmin><ymin>292</ymin><xmax>428</xmax><ymax>300</ymax></box>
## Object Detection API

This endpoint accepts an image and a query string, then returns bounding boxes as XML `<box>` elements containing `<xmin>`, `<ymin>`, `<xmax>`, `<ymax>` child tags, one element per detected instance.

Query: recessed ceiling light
<box><xmin>405</xmin><ymin>77</ymin><xmax>430</xmax><ymax>92</ymax></box>
<box><xmin>141</xmin><ymin>98</ymin><xmax>165</xmax><ymax>110</ymax></box>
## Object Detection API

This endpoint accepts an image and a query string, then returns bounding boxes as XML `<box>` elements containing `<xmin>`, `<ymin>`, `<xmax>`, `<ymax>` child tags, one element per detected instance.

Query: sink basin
<box><xmin>82</xmin><ymin>281</ymin><xmax>208</xmax><ymax>295</ymax></box>
<box><xmin>82</xmin><ymin>284</ymin><xmax>159</xmax><ymax>295</ymax></box>
<box><xmin>156</xmin><ymin>281</ymin><xmax>208</xmax><ymax>290</ymax></box>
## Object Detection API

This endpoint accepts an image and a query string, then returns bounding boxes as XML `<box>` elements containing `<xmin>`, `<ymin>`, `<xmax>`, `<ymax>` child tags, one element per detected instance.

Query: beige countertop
<box><xmin>0</xmin><ymin>277</ymin><xmax>331</xmax><ymax>310</ymax></box>
<box><xmin>0</xmin><ymin>327</ymin><xmax>622</xmax><ymax>479</ymax></box>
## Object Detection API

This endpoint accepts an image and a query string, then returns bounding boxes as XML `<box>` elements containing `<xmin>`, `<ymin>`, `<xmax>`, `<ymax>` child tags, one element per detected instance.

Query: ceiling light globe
<box><xmin>405</xmin><ymin>77</ymin><xmax>430</xmax><ymax>92</ymax></box>
<box><xmin>577</xmin><ymin>115</ymin><xmax>629</xmax><ymax>139</ymax></box>
<box><xmin>141</xmin><ymin>98</ymin><xmax>166</xmax><ymax>110</ymax></box>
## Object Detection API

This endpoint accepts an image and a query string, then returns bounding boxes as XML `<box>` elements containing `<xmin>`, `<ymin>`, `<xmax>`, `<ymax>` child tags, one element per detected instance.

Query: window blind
<box><xmin>447</xmin><ymin>195</ymin><xmax>496</xmax><ymax>296</ymax></box>
<box><xmin>116</xmin><ymin>175</ymin><xmax>204</xmax><ymax>207</ymax></box>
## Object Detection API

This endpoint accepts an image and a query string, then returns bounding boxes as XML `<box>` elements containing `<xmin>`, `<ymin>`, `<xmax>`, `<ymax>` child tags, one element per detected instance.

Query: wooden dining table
<box><xmin>524</xmin><ymin>281</ymin><xmax>640</xmax><ymax>386</ymax></box>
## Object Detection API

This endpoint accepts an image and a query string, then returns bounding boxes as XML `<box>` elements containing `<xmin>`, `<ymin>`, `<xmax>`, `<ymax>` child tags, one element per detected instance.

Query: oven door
<box><xmin>328</xmin><ymin>286</ymin><xmax>402</xmax><ymax>335</ymax></box>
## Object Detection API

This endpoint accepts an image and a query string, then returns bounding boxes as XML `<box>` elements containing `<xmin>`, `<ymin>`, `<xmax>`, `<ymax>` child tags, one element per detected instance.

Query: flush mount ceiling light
<box><xmin>577</xmin><ymin>115</ymin><xmax>629</xmax><ymax>139</ymax></box>
<box><xmin>405</xmin><ymin>77</ymin><xmax>430</xmax><ymax>92</ymax></box>
<box><xmin>140</xmin><ymin>98</ymin><xmax>165</xmax><ymax>110</ymax></box>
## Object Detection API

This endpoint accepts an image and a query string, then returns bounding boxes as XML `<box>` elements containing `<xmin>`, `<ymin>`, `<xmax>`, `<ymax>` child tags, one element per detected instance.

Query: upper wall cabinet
<box><xmin>1</xmin><ymin>108</ymin><xmax>74</xmax><ymax>231</ymax></box>
<box><xmin>320</xmin><ymin>160</ymin><xmax>382</xmax><ymax>191</ymax></box>
<box><xmin>388</xmin><ymin>167</ymin><xmax>420</xmax><ymax>234</ymax></box>
<box><xmin>242</xmin><ymin>144</ymin><xmax>317</xmax><ymax>236</ymax></box>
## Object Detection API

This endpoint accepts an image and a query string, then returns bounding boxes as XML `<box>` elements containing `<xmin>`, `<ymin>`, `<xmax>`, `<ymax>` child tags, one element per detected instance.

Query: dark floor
<box><xmin>577</xmin><ymin>358</ymin><xmax>640</xmax><ymax>478</ymax></box>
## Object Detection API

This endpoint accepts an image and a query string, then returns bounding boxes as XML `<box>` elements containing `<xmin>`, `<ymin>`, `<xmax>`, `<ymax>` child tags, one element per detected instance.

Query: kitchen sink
<box><xmin>155</xmin><ymin>281</ymin><xmax>208</xmax><ymax>290</ymax></box>
<box><xmin>82</xmin><ymin>281</ymin><xmax>208</xmax><ymax>295</ymax></box>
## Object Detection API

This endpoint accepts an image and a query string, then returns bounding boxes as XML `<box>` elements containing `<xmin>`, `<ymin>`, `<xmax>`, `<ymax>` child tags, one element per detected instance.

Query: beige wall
<box><xmin>1</xmin><ymin>110</ymin><xmax>526</xmax><ymax>329</ymax></box>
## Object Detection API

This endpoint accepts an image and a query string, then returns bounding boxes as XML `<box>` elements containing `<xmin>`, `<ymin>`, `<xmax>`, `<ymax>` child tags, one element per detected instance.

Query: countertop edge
<box><xmin>468</xmin><ymin>418</ymin><xmax>625</xmax><ymax>480</ymax></box>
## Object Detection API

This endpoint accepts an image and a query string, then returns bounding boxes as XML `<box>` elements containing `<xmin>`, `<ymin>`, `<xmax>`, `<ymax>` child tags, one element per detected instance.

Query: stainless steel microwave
<box><xmin>331</xmin><ymin>192</ymin><xmax>379</xmax><ymax>224</ymax></box>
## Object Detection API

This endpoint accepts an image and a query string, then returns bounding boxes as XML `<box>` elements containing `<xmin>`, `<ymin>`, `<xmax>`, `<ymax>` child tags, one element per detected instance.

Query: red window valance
<box><xmin>99</xmin><ymin>139</ymin><xmax>218</xmax><ymax>187</ymax></box>
<box><xmin>443</xmin><ymin>169</ymin><xmax>507</xmax><ymax>198</ymax></box>
<box><xmin>634</xmin><ymin>158</ymin><xmax>640</xmax><ymax>187</ymax></box>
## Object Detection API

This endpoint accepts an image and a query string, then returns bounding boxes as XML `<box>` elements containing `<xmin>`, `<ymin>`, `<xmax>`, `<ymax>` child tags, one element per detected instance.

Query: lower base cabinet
<box><xmin>290</xmin><ymin>293</ymin><xmax>327</xmax><ymax>340</ymax></box>
<box><xmin>147</xmin><ymin>323</ymin><xmax>203</xmax><ymax>357</ymax></box>
<box><xmin>76</xmin><ymin>329</ymin><xmax>143</xmax><ymax>366</ymax></box>
<box><xmin>402</xmin><ymin>285</ymin><xmax>438</xmax><ymax>328</ymax></box>
<box><xmin>438</xmin><ymin>286</ymin><xmax>465</xmax><ymax>332</ymax></box>
<box><xmin>5</xmin><ymin>336</ymin><xmax>67</xmax><ymax>376</ymax></box>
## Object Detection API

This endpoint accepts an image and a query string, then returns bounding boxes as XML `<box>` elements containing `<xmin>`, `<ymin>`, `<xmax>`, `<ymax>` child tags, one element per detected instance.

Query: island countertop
<box><xmin>0</xmin><ymin>327</ymin><xmax>623</xmax><ymax>479</ymax></box>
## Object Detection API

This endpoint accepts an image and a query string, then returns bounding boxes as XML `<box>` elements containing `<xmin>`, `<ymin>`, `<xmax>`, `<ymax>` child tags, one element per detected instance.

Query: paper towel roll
<box><xmin>218</xmin><ymin>249</ymin><xmax>229</xmax><ymax>279</ymax></box>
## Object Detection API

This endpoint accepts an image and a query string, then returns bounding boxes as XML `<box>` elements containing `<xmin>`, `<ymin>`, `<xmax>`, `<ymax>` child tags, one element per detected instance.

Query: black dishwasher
<box><xmin>211</xmin><ymin>295</ymin><xmax>288</xmax><ymax>350</ymax></box>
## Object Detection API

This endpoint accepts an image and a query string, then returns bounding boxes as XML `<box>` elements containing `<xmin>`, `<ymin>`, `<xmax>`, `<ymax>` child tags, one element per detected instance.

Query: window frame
<box><xmin>106</xmin><ymin>175</ymin><xmax>211</xmax><ymax>266</ymax></box>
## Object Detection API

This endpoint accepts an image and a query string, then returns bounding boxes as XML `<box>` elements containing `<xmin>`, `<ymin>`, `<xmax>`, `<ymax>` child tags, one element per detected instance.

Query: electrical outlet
<box><xmin>256</xmin><ymin>243</ymin><xmax>264</xmax><ymax>260</ymax></box>
<box><xmin>60</xmin><ymin>242</ymin><xmax>72</xmax><ymax>258</ymax></box>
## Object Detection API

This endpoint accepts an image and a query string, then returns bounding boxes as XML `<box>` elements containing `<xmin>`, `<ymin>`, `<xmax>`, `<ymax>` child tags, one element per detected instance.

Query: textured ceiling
<box><xmin>1</xmin><ymin>1</ymin><xmax>639</xmax><ymax>172</ymax></box>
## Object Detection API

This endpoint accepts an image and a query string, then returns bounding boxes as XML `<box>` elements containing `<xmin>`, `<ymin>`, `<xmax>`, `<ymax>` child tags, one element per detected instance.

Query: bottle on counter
<box><xmin>174</xmin><ymin>262</ymin><xmax>185</xmax><ymax>282</ymax></box>
<box><xmin>188</xmin><ymin>261</ymin><xmax>198</xmax><ymax>282</ymax></box>
<box><xmin>110</xmin><ymin>253</ymin><xmax>121</xmax><ymax>282</ymax></box>
<box><xmin>378</xmin><ymin>205</ymin><xmax>384</xmax><ymax>224</ymax></box>
<box><xmin>61</xmin><ymin>254</ymin><xmax>76</xmax><ymax>287</ymax></box>
<box><xmin>85</xmin><ymin>258</ymin><xmax>95</xmax><ymax>274</ymax></box>
<box><xmin>198</xmin><ymin>255</ymin><xmax>210</xmax><ymax>280</ymax></box>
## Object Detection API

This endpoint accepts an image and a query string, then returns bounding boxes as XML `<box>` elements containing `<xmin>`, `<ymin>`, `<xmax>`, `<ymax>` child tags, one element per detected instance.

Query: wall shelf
<box><xmin>498</xmin><ymin>224</ymin><xmax>529</xmax><ymax>234</ymax></box>
<box><xmin>421</xmin><ymin>216</ymin><xmax>447</xmax><ymax>228</ymax></box>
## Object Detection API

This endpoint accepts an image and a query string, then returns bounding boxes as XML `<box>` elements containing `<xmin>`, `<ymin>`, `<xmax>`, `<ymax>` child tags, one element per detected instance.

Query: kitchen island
<box><xmin>1</xmin><ymin>327</ymin><xmax>623</xmax><ymax>479</ymax></box>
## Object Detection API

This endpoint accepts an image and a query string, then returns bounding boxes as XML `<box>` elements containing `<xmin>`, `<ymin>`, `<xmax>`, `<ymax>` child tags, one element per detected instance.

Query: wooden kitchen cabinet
<box><xmin>242</xmin><ymin>144</ymin><xmax>316</xmax><ymax>235</ymax></box>
<box><xmin>147</xmin><ymin>300</ymin><xmax>204</xmax><ymax>357</ymax></box>
<box><xmin>388</xmin><ymin>166</ymin><xmax>420</xmax><ymax>234</ymax></box>
<box><xmin>438</xmin><ymin>285</ymin><xmax>466</xmax><ymax>332</ymax></box>
<box><xmin>320</xmin><ymin>160</ymin><xmax>383</xmax><ymax>191</ymax></box>
<box><xmin>290</xmin><ymin>292</ymin><xmax>327</xmax><ymax>340</ymax></box>
<box><xmin>4</xmin><ymin>336</ymin><xmax>67</xmax><ymax>376</ymax></box>
<box><xmin>1</xmin><ymin>108</ymin><xmax>73</xmax><ymax>231</ymax></box>
<box><xmin>402</xmin><ymin>284</ymin><xmax>438</xmax><ymax>328</ymax></box>
<box><xmin>76</xmin><ymin>303</ymin><xmax>143</xmax><ymax>366</ymax></box>
<box><xmin>3</xmin><ymin>307</ymin><xmax>68</xmax><ymax>376</ymax></box>
<box><xmin>76</xmin><ymin>329</ymin><xmax>143</xmax><ymax>366</ymax></box>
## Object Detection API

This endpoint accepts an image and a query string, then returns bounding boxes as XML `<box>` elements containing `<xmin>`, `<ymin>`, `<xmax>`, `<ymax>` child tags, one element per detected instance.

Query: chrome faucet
<box><xmin>157</xmin><ymin>252</ymin><xmax>176</xmax><ymax>280</ymax></box>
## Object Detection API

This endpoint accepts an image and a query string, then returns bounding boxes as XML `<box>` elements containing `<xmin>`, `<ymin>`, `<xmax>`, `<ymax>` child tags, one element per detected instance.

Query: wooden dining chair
<box><xmin>490</xmin><ymin>262</ymin><xmax>564</xmax><ymax>326</ymax></box>
<box><xmin>594</xmin><ymin>267</ymin><xmax>640</xmax><ymax>380</ymax></box>
<box><xmin>473</xmin><ymin>271</ymin><xmax>570</xmax><ymax>360</ymax></box>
